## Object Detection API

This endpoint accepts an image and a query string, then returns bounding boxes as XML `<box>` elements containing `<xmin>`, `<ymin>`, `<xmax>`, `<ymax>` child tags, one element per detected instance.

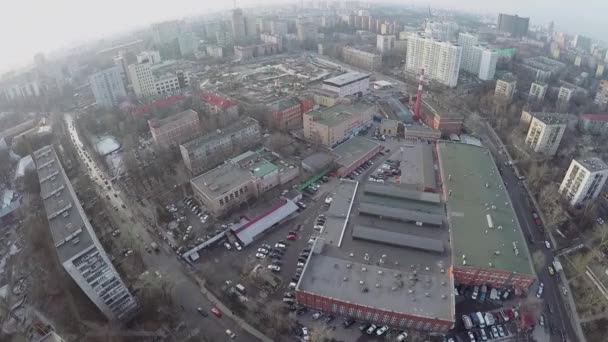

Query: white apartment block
<box><xmin>594</xmin><ymin>80</ymin><xmax>608</xmax><ymax>109</ymax></box>
<box><xmin>524</xmin><ymin>113</ymin><xmax>566</xmax><ymax>156</ymax></box>
<box><xmin>559</xmin><ymin>157</ymin><xmax>608</xmax><ymax>206</ymax></box>
<box><xmin>405</xmin><ymin>35</ymin><xmax>462</xmax><ymax>87</ymax></box>
<box><xmin>376</xmin><ymin>34</ymin><xmax>396</xmax><ymax>54</ymax></box>
<box><xmin>557</xmin><ymin>86</ymin><xmax>573</xmax><ymax>109</ymax></box>
<box><xmin>33</xmin><ymin>146</ymin><xmax>138</xmax><ymax>321</ymax></box>
<box><xmin>342</xmin><ymin>47</ymin><xmax>382</xmax><ymax>71</ymax></box>
<box><xmin>494</xmin><ymin>77</ymin><xmax>517</xmax><ymax>99</ymax></box>
<box><xmin>128</xmin><ymin>62</ymin><xmax>156</xmax><ymax>98</ymax></box>
<box><xmin>136</xmin><ymin>50</ymin><xmax>161</xmax><ymax>64</ymax></box>
<box><xmin>528</xmin><ymin>82</ymin><xmax>547</xmax><ymax>102</ymax></box>
<box><xmin>88</xmin><ymin>66</ymin><xmax>127</xmax><ymax>108</ymax></box>
<box><xmin>477</xmin><ymin>48</ymin><xmax>497</xmax><ymax>81</ymax></box>
<box><xmin>458</xmin><ymin>33</ymin><xmax>479</xmax><ymax>74</ymax></box>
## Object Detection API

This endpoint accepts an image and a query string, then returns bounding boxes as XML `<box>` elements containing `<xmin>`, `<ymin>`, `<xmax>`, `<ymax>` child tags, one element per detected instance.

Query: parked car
<box><xmin>275</xmin><ymin>243</ymin><xmax>287</xmax><ymax>249</ymax></box>
<box><xmin>255</xmin><ymin>253</ymin><xmax>267</xmax><ymax>258</ymax></box>
<box><xmin>312</xmin><ymin>312</ymin><xmax>322</xmax><ymax>320</ymax></box>
<box><xmin>287</xmin><ymin>234</ymin><xmax>296</xmax><ymax>241</ymax></box>
<box><xmin>366</xmin><ymin>324</ymin><xmax>377</xmax><ymax>335</ymax></box>
<box><xmin>223</xmin><ymin>242</ymin><xmax>232</xmax><ymax>250</ymax></box>
<box><xmin>343</xmin><ymin>318</ymin><xmax>355</xmax><ymax>327</ymax></box>
<box><xmin>376</xmin><ymin>325</ymin><xmax>389</xmax><ymax>336</ymax></box>
<box><xmin>211</xmin><ymin>307</ymin><xmax>221</xmax><ymax>317</ymax></box>
<box><xmin>257</xmin><ymin>248</ymin><xmax>269</xmax><ymax>254</ymax></box>
<box><xmin>396</xmin><ymin>331</ymin><xmax>408</xmax><ymax>342</ymax></box>
<box><xmin>537</xmin><ymin>283</ymin><xmax>544</xmax><ymax>298</ymax></box>
<box><xmin>545</xmin><ymin>240</ymin><xmax>552</xmax><ymax>249</ymax></box>
<box><xmin>196</xmin><ymin>307</ymin><xmax>208</xmax><ymax>317</ymax></box>
<box><xmin>225</xmin><ymin>329</ymin><xmax>236</xmax><ymax>339</ymax></box>
<box><xmin>234</xmin><ymin>242</ymin><xmax>242</xmax><ymax>251</ymax></box>
<box><xmin>268</xmin><ymin>265</ymin><xmax>281</xmax><ymax>272</ymax></box>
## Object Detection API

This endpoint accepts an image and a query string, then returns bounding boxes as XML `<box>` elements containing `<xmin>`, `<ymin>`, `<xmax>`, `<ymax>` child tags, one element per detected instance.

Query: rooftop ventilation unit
<box><xmin>346</xmin><ymin>263</ymin><xmax>352</xmax><ymax>268</ymax></box>
<box><xmin>377</xmin><ymin>270</ymin><xmax>383</xmax><ymax>275</ymax></box>
<box><xmin>425</xmin><ymin>266</ymin><xmax>430</xmax><ymax>271</ymax></box>
<box><xmin>425</xmin><ymin>292</ymin><xmax>430</xmax><ymax>297</ymax></box>
<box><xmin>361</xmin><ymin>267</ymin><xmax>367</xmax><ymax>272</ymax></box>
<box><xmin>375</xmin><ymin>283</ymin><xmax>381</xmax><ymax>288</ymax></box>
<box><xmin>359</xmin><ymin>280</ymin><xmax>364</xmax><ymax>285</ymax></box>
<box><xmin>343</xmin><ymin>277</ymin><xmax>348</xmax><ymax>281</ymax></box>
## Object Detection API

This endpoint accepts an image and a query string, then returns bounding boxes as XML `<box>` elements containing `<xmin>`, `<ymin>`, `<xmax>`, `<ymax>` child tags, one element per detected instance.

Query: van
<box><xmin>475</xmin><ymin>312</ymin><xmax>486</xmax><ymax>328</ymax></box>
<box><xmin>235</xmin><ymin>284</ymin><xmax>246</xmax><ymax>294</ymax></box>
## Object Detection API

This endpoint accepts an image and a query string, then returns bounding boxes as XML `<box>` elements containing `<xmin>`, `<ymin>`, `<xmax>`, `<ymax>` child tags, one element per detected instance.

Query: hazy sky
<box><xmin>0</xmin><ymin>0</ymin><xmax>606</xmax><ymax>73</ymax></box>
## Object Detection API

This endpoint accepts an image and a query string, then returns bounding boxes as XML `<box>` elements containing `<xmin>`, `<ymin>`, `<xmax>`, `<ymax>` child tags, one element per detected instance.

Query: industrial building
<box><xmin>296</xmin><ymin>174</ymin><xmax>455</xmax><ymax>332</ymax></box>
<box><xmin>559</xmin><ymin>157</ymin><xmax>608</xmax><ymax>206</ymax></box>
<box><xmin>332</xmin><ymin>136</ymin><xmax>382</xmax><ymax>177</ymax></box>
<box><xmin>191</xmin><ymin>148</ymin><xmax>299</xmax><ymax>216</ymax></box>
<box><xmin>179</xmin><ymin>117</ymin><xmax>261</xmax><ymax>174</ymax></box>
<box><xmin>437</xmin><ymin>142</ymin><xmax>536</xmax><ymax>289</ymax></box>
<box><xmin>523</xmin><ymin>112</ymin><xmax>567</xmax><ymax>156</ymax></box>
<box><xmin>397</xmin><ymin>144</ymin><xmax>437</xmax><ymax>192</ymax></box>
<box><xmin>148</xmin><ymin>109</ymin><xmax>202</xmax><ymax>149</ymax></box>
<box><xmin>418</xmin><ymin>99</ymin><xmax>464</xmax><ymax>135</ymax></box>
<box><xmin>303</xmin><ymin>103</ymin><xmax>374</xmax><ymax>147</ymax></box>
<box><xmin>33</xmin><ymin>146</ymin><xmax>138</xmax><ymax>321</ymax></box>
<box><xmin>321</xmin><ymin>72</ymin><xmax>370</xmax><ymax>98</ymax></box>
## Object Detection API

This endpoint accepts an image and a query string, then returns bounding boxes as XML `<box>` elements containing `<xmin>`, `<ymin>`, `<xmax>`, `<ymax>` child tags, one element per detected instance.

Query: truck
<box><xmin>150</xmin><ymin>242</ymin><xmax>160</xmax><ymax>252</ymax></box>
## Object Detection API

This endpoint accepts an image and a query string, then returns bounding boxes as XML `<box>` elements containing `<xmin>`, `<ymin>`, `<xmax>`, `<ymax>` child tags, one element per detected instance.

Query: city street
<box><xmin>64</xmin><ymin>113</ymin><xmax>261</xmax><ymax>341</ymax></box>
<box><xmin>475</xmin><ymin>120</ymin><xmax>576</xmax><ymax>342</ymax></box>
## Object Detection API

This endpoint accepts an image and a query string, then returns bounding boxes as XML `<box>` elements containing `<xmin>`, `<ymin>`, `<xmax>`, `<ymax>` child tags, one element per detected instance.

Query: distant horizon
<box><xmin>0</xmin><ymin>0</ymin><xmax>605</xmax><ymax>75</ymax></box>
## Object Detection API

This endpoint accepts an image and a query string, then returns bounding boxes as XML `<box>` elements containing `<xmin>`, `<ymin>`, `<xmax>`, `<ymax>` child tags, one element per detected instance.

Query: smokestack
<box><xmin>414</xmin><ymin>69</ymin><xmax>424</xmax><ymax>121</ymax></box>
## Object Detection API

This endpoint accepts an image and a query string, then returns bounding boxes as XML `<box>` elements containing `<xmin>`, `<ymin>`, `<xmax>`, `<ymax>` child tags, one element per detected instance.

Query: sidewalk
<box><xmin>191</xmin><ymin>274</ymin><xmax>273</xmax><ymax>342</ymax></box>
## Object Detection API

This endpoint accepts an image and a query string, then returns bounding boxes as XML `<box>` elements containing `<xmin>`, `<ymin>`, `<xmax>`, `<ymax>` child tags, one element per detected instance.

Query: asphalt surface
<box><xmin>65</xmin><ymin>113</ymin><xmax>258</xmax><ymax>342</ymax></box>
<box><xmin>476</xmin><ymin>121</ymin><xmax>575</xmax><ymax>342</ymax></box>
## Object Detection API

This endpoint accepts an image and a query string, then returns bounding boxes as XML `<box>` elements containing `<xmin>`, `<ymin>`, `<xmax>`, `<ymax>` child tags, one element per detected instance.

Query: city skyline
<box><xmin>0</xmin><ymin>0</ymin><xmax>606</xmax><ymax>74</ymax></box>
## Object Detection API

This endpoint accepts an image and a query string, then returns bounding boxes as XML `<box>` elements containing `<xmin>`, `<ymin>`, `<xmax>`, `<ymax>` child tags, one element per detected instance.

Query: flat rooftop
<box><xmin>149</xmin><ymin>109</ymin><xmax>198</xmax><ymax>128</ymax></box>
<box><xmin>577</xmin><ymin>157</ymin><xmax>608</xmax><ymax>172</ymax></box>
<box><xmin>307</xmin><ymin>103</ymin><xmax>372</xmax><ymax>127</ymax></box>
<box><xmin>332</xmin><ymin>136</ymin><xmax>380</xmax><ymax>168</ymax></box>
<box><xmin>33</xmin><ymin>146</ymin><xmax>95</xmax><ymax>263</ymax></box>
<box><xmin>323</xmin><ymin>72</ymin><xmax>369</xmax><ymax>87</ymax></box>
<box><xmin>191</xmin><ymin>163</ymin><xmax>252</xmax><ymax>198</ymax></box>
<box><xmin>393</xmin><ymin>144</ymin><xmax>437</xmax><ymax>190</ymax></box>
<box><xmin>180</xmin><ymin>117</ymin><xmax>259</xmax><ymax>151</ymax></box>
<box><xmin>437</xmin><ymin>141</ymin><xmax>534</xmax><ymax>275</ymax></box>
<box><xmin>530</xmin><ymin>112</ymin><xmax>568</xmax><ymax>125</ymax></box>
<box><xmin>298</xmin><ymin>177</ymin><xmax>454</xmax><ymax>321</ymax></box>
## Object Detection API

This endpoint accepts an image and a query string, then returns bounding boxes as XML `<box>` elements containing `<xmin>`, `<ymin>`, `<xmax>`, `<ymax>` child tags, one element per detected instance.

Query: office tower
<box><xmin>33</xmin><ymin>146</ymin><xmax>138</xmax><ymax>321</ymax></box>
<box><xmin>497</xmin><ymin>13</ymin><xmax>529</xmax><ymax>38</ymax></box>
<box><xmin>405</xmin><ymin>35</ymin><xmax>462</xmax><ymax>87</ymax></box>
<box><xmin>152</xmin><ymin>20</ymin><xmax>182</xmax><ymax>45</ymax></box>
<box><xmin>559</xmin><ymin>157</ymin><xmax>608</xmax><ymax>206</ymax></box>
<box><xmin>231</xmin><ymin>8</ymin><xmax>246</xmax><ymax>41</ymax></box>
<box><xmin>89</xmin><ymin>66</ymin><xmax>127</xmax><ymax>108</ymax></box>
<box><xmin>128</xmin><ymin>62</ymin><xmax>156</xmax><ymax>98</ymax></box>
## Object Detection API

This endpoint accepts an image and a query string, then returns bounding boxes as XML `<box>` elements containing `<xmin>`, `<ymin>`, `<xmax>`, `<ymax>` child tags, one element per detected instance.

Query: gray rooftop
<box><xmin>297</xmin><ymin>178</ymin><xmax>454</xmax><ymax>322</ymax></box>
<box><xmin>323</xmin><ymin>72</ymin><xmax>370</xmax><ymax>87</ymax></box>
<box><xmin>530</xmin><ymin>112</ymin><xmax>568</xmax><ymax>125</ymax></box>
<box><xmin>149</xmin><ymin>109</ymin><xmax>198</xmax><ymax>128</ymax></box>
<box><xmin>363</xmin><ymin>183</ymin><xmax>440</xmax><ymax>204</ymax></box>
<box><xmin>191</xmin><ymin>163</ymin><xmax>252</xmax><ymax>198</ymax></box>
<box><xmin>391</xmin><ymin>144</ymin><xmax>437</xmax><ymax>191</ymax></box>
<box><xmin>577</xmin><ymin>157</ymin><xmax>608</xmax><ymax>172</ymax></box>
<box><xmin>232</xmin><ymin>199</ymin><xmax>299</xmax><ymax>246</ymax></box>
<box><xmin>180</xmin><ymin>117</ymin><xmax>259</xmax><ymax>151</ymax></box>
<box><xmin>33</xmin><ymin>146</ymin><xmax>95</xmax><ymax>263</ymax></box>
<box><xmin>332</xmin><ymin>137</ymin><xmax>380</xmax><ymax>168</ymax></box>
<box><xmin>358</xmin><ymin>202</ymin><xmax>443</xmax><ymax>226</ymax></box>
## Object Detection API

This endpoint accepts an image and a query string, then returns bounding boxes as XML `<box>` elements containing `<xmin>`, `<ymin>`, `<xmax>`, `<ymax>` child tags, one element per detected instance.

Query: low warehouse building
<box><xmin>332</xmin><ymin>136</ymin><xmax>382</xmax><ymax>177</ymax></box>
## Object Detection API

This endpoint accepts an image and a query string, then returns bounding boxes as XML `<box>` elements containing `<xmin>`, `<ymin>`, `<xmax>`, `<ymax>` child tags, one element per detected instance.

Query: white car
<box><xmin>258</xmin><ymin>248</ymin><xmax>269</xmax><ymax>254</ymax></box>
<box><xmin>544</xmin><ymin>240</ymin><xmax>552</xmax><ymax>249</ymax></box>
<box><xmin>396</xmin><ymin>331</ymin><xmax>408</xmax><ymax>342</ymax></box>
<box><xmin>536</xmin><ymin>283</ymin><xmax>544</xmax><ymax>298</ymax></box>
<box><xmin>275</xmin><ymin>243</ymin><xmax>286</xmax><ymax>249</ymax></box>
<box><xmin>255</xmin><ymin>253</ymin><xmax>267</xmax><ymax>258</ymax></box>
<box><xmin>234</xmin><ymin>242</ymin><xmax>242</xmax><ymax>251</ymax></box>
<box><xmin>376</xmin><ymin>325</ymin><xmax>389</xmax><ymax>336</ymax></box>
<box><xmin>308</xmin><ymin>238</ymin><xmax>316</xmax><ymax>244</ymax></box>
<box><xmin>297</xmin><ymin>262</ymin><xmax>305</xmax><ymax>267</ymax></box>
<box><xmin>302</xmin><ymin>327</ymin><xmax>310</xmax><ymax>341</ymax></box>
<box><xmin>268</xmin><ymin>265</ymin><xmax>281</xmax><ymax>272</ymax></box>
<box><xmin>223</xmin><ymin>242</ymin><xmax>232</xmax><ymax>250</ymax></box>
<box><xmin>202</xmin><ymin>214</ymin><xmax>209</xmax><ymax>221</ymax></box>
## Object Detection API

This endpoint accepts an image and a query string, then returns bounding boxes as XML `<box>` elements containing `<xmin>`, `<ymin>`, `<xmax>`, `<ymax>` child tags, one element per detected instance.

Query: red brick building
<box><xmin>268</xmin><ymin>97</ymin><xmax>303</xmax><ymax>130</ymax></box>
<box><xmin>452</xmin><ymin>266</ymin><xmax>536</xmax><ymax>290</ymax></box>
<box><xmin>419</xmin><ymin>99</ymin><xmax>464</xmax><ymax>135</ymax></box>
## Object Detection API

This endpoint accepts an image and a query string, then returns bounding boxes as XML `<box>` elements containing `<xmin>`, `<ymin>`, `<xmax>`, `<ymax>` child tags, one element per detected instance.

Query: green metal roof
<box><xmin>252</xmin><ymin>161</ymin><xmax>278</xmax><ymax>177</ymax></box>
<box><xmin>437</xmin><ymin>141</ymin><xmax>535</xmax><ymax>275</ymax></box>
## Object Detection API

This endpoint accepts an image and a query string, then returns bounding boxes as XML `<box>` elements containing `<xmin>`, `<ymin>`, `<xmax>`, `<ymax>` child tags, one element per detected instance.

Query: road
<box><xmin>64</xmin><ymin>113</ymin><xmax>260</xmax><ymax>341</ymax></box>
<box><xmin>475</xmin><ymin>121</ymin><xmax>576</xmax><ymax>342</ymax></box>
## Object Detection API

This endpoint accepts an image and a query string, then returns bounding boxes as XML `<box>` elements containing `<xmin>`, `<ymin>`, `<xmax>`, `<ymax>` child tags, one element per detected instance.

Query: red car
<box><xmin>532</xmin><ymin>212</ymin><xmax>542</xmax><ymax>226</ymax></box>
<box><xmin>211</xmin><ymin>307</ymin><xmax>222</xmax><ymax>317</ymax></box>
<box><xmin>287</xmin><ymin>234</ymin><xmax>296</xmax><ymax>241</ymax></box>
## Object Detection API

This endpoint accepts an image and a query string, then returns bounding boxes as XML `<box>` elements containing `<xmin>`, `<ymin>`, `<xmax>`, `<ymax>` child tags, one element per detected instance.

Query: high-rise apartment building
<box><xmin>231</xmin><ymin>8</ymin><xmax>246</xmax><ymax>41</ymax></box>
<box><xmin>270</xmin><ymin>20</ymin><xmax>288</xmax><ymax>36</ymax></box>
<box><xmin>497</xmin><ymin>13</ymin><xmax>529</xmax><ymax>38</ymax></box>
<box><xmin>128</xmin><ymin>62</ymin><xmax>156</xmax><ymax>98</ymax></box>
<box><xmin>33</xmin><ymin>146</ymin><xmax>138</xmax><ymax>321</ymax></box>
<box><xmin>594</xmin><ymin>80</ymin><xmax>608</xmax><ymax>110</ymax></box>
<box><xmin>458</xmin><ymin>33</ymin><xmax>479</xmax><ymax>74</ymax></box>
<box><xmin>573</xmin><ymin>34</ymin><xmax>592</xmax><ymax>52</ymax></box>
<box><xmin>557</xmin><ymin>86</ymin><xmax>574</xmax><ymax>109</ymax></box>
<box><xmin>524</xmin><ymin>112</ymin><xmax>566</xmax><ymax>156</ymax></box>
<box><xmin>477</xmin><ymin>48</ymin><xmax>497</xmax><ymax>80</ymax></box>
<box><xmin>528</xmin><ymin>82</ymin><xmax>547</xmax><ymax>102</ymax></box>
<box><xmin>216</xmin><ymin>25</ymin><xmax>234</xmax><ymax>47</ymax></box>
<box><xmin>559</xmin><ymin>157</ymin><xmax>608</xmax><ymax>206</ymax></box>
<box><xmin>296</xmin><ymin>20</ymin><xmax>318</xmax><ymax>42</ymax></box>
<box><xmin>148</xmin><ymin>109</ymin><xmax>202</xmax><ymax>149</ymax></box>
<box><xmin>494</xmin><ymin>75</ymin><xmax>517</xmax><ymax>99</ymax></box>
<box><xmin>376</xmin><ymin>34</ymin><xmax>396</xmax><ymax>54</ymax></box>
<box><xmin>405</xmin><ymin>35</ymin><xmax>462</xmax><ymax>87</ymax></box>
<box><xmin>152</xmin><ymin>21</ymin><xmax>182</xmax><ymax>45</ymax></box>
<box><xmin>244</xmin><ymin>16</ymin><xmax>258</xmax><ymax>38</ymax></box>
<box><xmin>89</xmin><ymin>66</ymin><xmax>127</xmax><ymax>108</ymax></box>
